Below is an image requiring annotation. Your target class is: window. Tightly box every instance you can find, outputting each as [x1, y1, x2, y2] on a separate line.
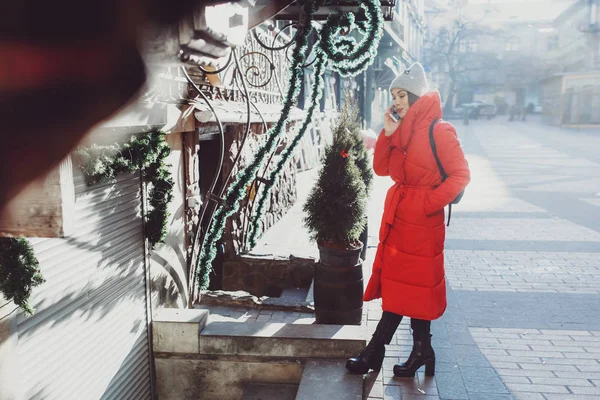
[459, 38, 478, 53]
[505, 37, 520, 52]
[467, 38, 478, 53]
[547, 36, 559, 51]
[440, 30, 449, 42]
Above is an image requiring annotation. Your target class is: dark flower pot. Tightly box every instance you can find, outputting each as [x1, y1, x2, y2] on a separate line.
[314, 242, 364, 325]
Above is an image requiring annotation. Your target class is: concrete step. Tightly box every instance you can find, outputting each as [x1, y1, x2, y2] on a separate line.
[241, 383, 298, 400]
[153, 308, 209, 353]
[295, 360, 363, 400]
[280, 287, 310, 303]
[199, 321, 366, 359]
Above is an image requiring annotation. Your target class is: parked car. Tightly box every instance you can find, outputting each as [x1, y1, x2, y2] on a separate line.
[478, 103, 497, 119]
[462, 102, 497, 119]
[443, 106, 465, 120]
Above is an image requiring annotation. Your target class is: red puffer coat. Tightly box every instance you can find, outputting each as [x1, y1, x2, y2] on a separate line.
[363, 91, 470, 321]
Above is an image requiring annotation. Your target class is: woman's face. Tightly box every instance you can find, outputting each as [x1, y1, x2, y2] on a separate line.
[391, 88, 410, 119]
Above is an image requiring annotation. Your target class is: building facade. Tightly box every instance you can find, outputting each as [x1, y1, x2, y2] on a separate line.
[539, 0, 600, 126]
[361, 0, 427, 132]
[0, 3, 324, 398]
[422, 0, 586, 113]
[542, 0, 600, 75]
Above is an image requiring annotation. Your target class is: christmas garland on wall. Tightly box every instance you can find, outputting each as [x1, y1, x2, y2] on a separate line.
[0, 131, 173, 316]
[194, 0, 319, 289]
[194, 0, 383, 290]
[0, 238, 45, 315]
[74, 130, 174, 247]
[246, 0, 384, 249]
[320, 0, 384, 77]
[246, 52, 327, 248]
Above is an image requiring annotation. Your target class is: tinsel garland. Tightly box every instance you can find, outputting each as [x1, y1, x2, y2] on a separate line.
[246, 52, 327, 248]
[195, 0, 384, 289]
[75, 131, 174, 248]
[320, 0, 384, 77]
[0, 238, 45, 315]
[245, 0, 384, 248]
[194, 0, 318, 289]
[0, 132, 172, 316]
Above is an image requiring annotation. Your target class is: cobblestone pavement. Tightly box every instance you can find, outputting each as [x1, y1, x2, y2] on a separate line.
[211, 117, 600, 400]
[360, 118, 600, 400]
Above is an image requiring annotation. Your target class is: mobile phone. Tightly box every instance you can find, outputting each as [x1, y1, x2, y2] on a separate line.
[389, 108, 400, 122]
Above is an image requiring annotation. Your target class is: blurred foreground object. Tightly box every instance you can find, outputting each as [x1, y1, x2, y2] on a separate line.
[0, 0, 246, 221]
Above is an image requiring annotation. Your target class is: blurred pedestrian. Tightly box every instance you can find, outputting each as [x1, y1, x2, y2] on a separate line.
[509, 104, 516, 121]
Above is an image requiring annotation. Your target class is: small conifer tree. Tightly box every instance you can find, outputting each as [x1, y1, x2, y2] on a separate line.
[303, 112, 367, 249]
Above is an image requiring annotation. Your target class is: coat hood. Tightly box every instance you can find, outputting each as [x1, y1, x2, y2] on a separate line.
[393, 91, 443, 150]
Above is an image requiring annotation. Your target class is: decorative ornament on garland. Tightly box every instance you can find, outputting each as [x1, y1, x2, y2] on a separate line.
[0, 238, 45, 315]
[74, 130, 174, 248]
[194, 0, 384, 290]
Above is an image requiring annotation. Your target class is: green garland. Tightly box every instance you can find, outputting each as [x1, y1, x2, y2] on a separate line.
[195, 0, 384, 289]
[245, 0, 383, 249]
[75, 131, 174, 248]
[246, 52, 327, 248]
[0, 131, 172, 316]
[194, 1, 318, 290]
[0, 238, 45, 315]
[320, 0, 384, 77]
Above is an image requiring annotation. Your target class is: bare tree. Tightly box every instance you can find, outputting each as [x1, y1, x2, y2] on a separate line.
[424, 0, 499, 111]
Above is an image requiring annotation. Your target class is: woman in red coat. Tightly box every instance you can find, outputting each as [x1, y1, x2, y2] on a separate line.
[346, 63, 470, 377]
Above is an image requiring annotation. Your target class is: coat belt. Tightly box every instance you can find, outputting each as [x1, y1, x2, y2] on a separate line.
[380, 182, 432, 242]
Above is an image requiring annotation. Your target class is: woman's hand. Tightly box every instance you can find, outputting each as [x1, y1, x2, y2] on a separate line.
[383, 106, 400, 137]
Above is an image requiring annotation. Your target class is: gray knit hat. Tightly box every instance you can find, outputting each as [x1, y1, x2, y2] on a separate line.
[389, 62, 429, 97]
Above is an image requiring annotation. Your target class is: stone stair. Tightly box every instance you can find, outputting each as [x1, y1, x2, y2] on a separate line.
[295, 360, 363, 400]
[199, 320, 365, 359]
[153, 308, 367, 400]
[240, 360, 363, 400]
[241, 383, 299, 400]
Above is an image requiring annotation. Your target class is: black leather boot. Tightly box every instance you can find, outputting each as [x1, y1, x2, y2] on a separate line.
[346, 311, 402, 374]
[393, 319, 435, 378]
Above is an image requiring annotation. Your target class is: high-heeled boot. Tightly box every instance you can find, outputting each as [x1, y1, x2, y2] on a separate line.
[393, 319, 435, 378]
[346, 311, 402, 374]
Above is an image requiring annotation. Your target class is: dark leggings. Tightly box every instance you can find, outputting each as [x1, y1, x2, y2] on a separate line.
[410, 317, 431, 340]
[374, 311, 431, 345]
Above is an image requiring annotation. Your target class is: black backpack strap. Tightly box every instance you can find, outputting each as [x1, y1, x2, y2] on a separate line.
[429, 119, 452, 227]
[428, 119, 447, 182]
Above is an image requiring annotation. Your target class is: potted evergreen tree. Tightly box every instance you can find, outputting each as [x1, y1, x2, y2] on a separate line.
[303, 110, 368, 325]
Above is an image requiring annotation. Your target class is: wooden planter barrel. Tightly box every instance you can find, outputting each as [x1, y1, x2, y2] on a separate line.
[314, 243, 364, 325]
